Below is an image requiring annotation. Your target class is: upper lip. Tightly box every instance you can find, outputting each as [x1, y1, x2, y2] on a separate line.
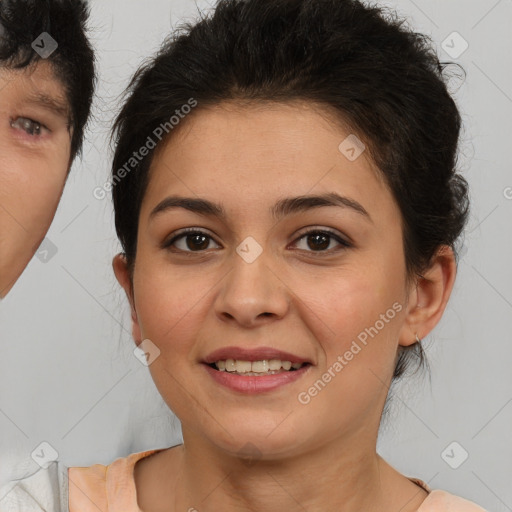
[203, 346, 312, 365]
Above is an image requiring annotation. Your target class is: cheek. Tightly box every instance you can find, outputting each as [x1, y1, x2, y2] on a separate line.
[303, 259, 404, 340]
[132, 263, 211, 418]
[294, 271, 404, 427]
[302, 261, 406, 408]
[0, 152, 68, 294]
[0, 153, 68, 231]
[132, 257, 212, 354]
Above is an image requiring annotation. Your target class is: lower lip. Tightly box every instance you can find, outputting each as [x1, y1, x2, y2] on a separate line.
[203, 364, 311, 394]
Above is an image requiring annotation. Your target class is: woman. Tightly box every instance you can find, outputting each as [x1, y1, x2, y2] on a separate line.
[2, 0, 489, 510]
[72, 0, 488, 509]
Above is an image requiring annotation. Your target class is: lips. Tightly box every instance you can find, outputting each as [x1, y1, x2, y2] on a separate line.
[203, 346, 312, 365]
[203, 361, 312, 393]
[201, 346, 313, 393]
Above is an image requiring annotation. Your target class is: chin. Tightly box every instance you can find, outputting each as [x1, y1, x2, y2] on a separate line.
[196, 417, 312, 462]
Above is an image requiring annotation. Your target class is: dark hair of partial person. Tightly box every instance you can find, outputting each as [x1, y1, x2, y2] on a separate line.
[0, 0, 96, 163]
[109, 0, 469, 385]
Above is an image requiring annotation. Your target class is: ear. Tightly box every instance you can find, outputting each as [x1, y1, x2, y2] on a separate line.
[113, 253, 142, 344]
[398, 245, 457, 347]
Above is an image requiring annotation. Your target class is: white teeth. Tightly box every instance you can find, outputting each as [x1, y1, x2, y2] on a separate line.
[251, 360, 268, 372]
[213, 359, 304, 373]
[235, 360, 252, 373]
[268, 359, 282, 371]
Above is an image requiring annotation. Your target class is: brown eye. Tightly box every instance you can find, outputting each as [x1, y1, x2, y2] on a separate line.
[164, 229, 220, 253]
[292, 229, 351, 254]
[163, 227, 351, 256]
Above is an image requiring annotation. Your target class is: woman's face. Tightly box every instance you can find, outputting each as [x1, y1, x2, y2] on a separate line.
[117, 102, 424, 459]
[0, 61, 71, 297]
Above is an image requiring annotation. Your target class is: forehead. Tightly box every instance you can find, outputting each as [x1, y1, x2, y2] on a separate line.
[0, 59, 70, 119]
[145, 101, 388, 210]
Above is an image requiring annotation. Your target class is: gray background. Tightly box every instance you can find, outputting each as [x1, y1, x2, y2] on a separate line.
[1, 0, 511, 510]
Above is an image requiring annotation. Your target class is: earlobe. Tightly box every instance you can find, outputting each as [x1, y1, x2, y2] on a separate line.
[398, 245, 457, 347]
[112, 253, 143, 343]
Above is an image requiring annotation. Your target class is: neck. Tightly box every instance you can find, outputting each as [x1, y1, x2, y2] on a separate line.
[170, 428, 405, 512]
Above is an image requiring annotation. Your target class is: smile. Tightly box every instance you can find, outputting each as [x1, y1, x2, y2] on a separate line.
[203, 360, 312, 393]
[209, 359, 307, 376]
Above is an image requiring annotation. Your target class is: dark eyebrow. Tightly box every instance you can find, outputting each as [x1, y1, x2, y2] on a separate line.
[24, 91, 70, 120]
[149, 192, 372, 223]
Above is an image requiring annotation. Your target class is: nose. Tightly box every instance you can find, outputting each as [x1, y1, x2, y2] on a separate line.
[213, 248, 290, 328]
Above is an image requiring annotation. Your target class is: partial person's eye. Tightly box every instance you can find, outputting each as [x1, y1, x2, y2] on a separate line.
[10, 117, 49, 136]
[163, 227, 351, 255]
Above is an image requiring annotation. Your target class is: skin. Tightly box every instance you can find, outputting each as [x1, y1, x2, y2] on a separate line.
[0, 60, 72, 298]
[113, 101, 456, 512]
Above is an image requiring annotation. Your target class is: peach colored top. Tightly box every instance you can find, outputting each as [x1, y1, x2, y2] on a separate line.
[68, 448, 489, 512]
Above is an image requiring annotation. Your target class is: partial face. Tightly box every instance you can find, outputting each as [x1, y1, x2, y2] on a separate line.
[0, 60, 71, 297]
[120, 102, 417, 459]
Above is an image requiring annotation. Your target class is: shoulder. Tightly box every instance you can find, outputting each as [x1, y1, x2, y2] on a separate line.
[0, 461, 69, 512]
[68, 449, 164, 512]
[418, 489, 489, 512]
[409, 478, 488, 512]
